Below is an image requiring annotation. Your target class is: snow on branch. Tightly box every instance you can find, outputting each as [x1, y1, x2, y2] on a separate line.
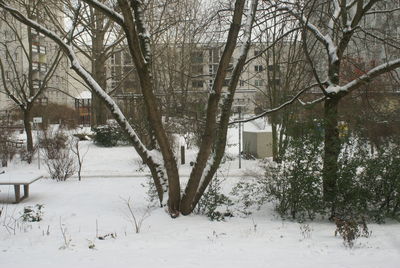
[298, 95, 326, 106]
[81, 0, 124, 26]
[239, 0, 258, 57]
[193, 0, 259, 198]
[229, 82, 322, 125]
[329, 0, 341, 30]
[342, 58, 400, 93]
[130, 0, 152, 64]
[275, 4, 338, 63]
[0, 1, 160, 167]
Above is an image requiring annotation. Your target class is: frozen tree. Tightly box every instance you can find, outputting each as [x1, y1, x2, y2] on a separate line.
[0, 0, 259, 217]
[244, 0, 400, 216]
[0, 2, 63, 160]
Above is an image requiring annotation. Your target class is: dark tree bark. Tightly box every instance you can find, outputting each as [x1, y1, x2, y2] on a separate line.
[23, 108, 34, 157]
[322, 96, 340, 207]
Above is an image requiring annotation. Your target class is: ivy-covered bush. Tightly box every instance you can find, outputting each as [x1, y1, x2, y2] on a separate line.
[195, 175, 233, 221]
[233, 123, 324, 221]
[233, 126, 400, 222]
[335, 137, 400, 222]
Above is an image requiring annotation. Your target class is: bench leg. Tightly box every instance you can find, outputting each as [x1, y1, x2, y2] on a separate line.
[14, 185, 21, 203]
[23, 185, 29, 198]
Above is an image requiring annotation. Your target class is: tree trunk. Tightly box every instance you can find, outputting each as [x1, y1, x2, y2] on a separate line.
[23, 109, 34, 162]
[271, 116, 279, 162]
[91, 7, 108, 127]
[322, 96, 341, 214]
[137, 66, 181, 217]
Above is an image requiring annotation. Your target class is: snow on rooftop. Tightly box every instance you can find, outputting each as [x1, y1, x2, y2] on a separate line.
[75, 90, 92, 99]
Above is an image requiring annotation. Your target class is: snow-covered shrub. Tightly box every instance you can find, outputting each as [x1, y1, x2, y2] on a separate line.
[141, 176, 160, 206]
[92, 122, 129, 147]
[336, 136, 400, 222]
[233, 123, 400, 223]
[19, 145, 36, 163]
[233, 125, 324, 221]
[21, 204, 44, 222]
[0, 142, 14, 167]
[41, 129, 76, 181]
[195, 175, 233, 221]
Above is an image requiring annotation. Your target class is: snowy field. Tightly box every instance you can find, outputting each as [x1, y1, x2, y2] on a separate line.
[1, 122, 400, 268]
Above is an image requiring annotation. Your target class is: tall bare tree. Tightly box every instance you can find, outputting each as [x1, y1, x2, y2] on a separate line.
[49, 0, 124, 126]
[268, 0, 400, 215]
[0, 3, 63, 159]
[0, 0, 259, 217]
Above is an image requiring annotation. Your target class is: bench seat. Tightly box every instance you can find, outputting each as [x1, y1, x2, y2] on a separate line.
[0, 171, 43, 203]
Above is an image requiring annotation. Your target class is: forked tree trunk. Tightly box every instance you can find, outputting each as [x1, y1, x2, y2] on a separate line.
[0, 0, 256, 218]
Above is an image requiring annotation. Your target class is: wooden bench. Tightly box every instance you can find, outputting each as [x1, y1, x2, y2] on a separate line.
[0, 171, 43, 203]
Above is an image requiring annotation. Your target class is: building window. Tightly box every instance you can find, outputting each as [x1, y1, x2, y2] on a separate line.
[32, 62, 39, 71]
[192, 80, 204, 88]
[254, 50, 262, 57]
[191, 65, 203, 75]
[209, 48, 220, 64]
[255, 80, 263, 87]
[223, 79, 230, 87]
[32, 45, 39, 53]
[111, 54, 115, 65]
[255, 65, 263, 72]
[39, 46, 46, 54]
[239, 80, 245, 87]
[268, 64, 280, 72]
[40, 63, 47, 72]
[123, 52, 132, 65]
[190, 51, 203, 64]
[32, 80, 41, 89]
[269, 79, 281, 86]
[209, 64, 218, 76]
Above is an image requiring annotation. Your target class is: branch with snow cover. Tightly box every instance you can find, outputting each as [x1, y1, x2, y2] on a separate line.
[0, 0, 168, 202]
[275, 3, 338, 64]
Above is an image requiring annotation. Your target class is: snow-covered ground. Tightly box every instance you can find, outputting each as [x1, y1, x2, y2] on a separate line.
[1, 121, 399, 268]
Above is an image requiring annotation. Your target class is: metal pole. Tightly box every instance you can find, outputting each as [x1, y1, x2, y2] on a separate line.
[238, 107, 241, 169]
[37, 123, 40, 170]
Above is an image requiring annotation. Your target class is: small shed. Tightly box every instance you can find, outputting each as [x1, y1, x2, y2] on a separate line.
[243, 130, 273, 158]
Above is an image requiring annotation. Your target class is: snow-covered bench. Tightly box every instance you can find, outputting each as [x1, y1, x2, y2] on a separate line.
[0, 171, 43, 203]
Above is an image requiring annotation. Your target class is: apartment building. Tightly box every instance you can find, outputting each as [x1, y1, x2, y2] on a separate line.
[106, 43, 275, 116]
[0, 1, 72, 117]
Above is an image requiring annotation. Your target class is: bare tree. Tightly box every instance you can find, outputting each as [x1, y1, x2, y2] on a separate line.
[49, 0, 125, 126]
[0, 3, 63, 160]
[0, 0, 259, 217]
[262, 0, 400, 215]
[251, 13, 311, 162]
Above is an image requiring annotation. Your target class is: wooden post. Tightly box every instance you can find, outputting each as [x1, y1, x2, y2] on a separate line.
[14, 185, 20, 203]
[23, 185, 30, 198]
[181, 145, 185, 165]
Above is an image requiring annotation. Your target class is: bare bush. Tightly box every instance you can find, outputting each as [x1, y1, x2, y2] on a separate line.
[70, 138, 89, 181]
[41, 129, 76, 181]
[125, 198, 151, 234]
[333, 216, 371, 248]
